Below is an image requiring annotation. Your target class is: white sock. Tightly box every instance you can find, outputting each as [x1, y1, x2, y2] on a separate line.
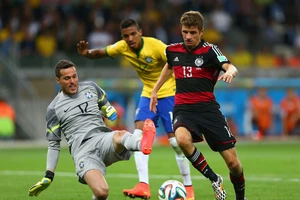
[169, 137, 192, 186]
[133, 128, 149, 184]
[176, 154, 192, 186]
[134, 151, 149, 184]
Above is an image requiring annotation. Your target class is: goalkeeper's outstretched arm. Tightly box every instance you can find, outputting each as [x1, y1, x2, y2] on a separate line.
[28, 141, 60, 197]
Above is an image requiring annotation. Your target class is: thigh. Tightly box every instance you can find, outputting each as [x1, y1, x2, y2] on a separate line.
[200, 110, 236, 152]
[84, 169, 108, 194]
[73, 137, 107, 183]
[173, 112, 204, 143]
[73, 132, 131, 183]
[135, 96, 159, 124]
[157, 96, 174, 133]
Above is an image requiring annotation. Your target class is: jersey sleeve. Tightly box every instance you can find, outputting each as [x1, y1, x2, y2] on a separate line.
[165, 46, 173, 68]
[155, 39, 167, 62]
[87, 81, 111, 110]
[46, 105, 62, 141]
[105, 40, 126, 58]
[210, 44, 231, 70]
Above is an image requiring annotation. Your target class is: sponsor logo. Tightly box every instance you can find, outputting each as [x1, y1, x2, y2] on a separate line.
[174, 57, 179, 61]
[64, 107, 71, 112]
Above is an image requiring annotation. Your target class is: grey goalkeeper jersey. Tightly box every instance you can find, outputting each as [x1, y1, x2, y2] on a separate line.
[46, 81, 111, 147]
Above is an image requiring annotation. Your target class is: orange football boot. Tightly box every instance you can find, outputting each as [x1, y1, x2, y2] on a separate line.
[123, 182, 151, 199]
[185, 185, 195, 200]
[140, 118, 156, 155]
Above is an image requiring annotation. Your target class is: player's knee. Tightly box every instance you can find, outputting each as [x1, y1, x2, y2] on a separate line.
[113, 130, 127, 144]
[169, 137, 183, 155]
[226, 158, 242, 173]
[93, 186, 109, 200]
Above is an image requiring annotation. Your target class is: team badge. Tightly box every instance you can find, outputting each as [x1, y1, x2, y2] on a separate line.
[145, 57, 152, 63]
[79, 161, 84, 169]
[195, 57, 204, 67]
[85, 90, 93, 99]
[217, 55, 228, 62]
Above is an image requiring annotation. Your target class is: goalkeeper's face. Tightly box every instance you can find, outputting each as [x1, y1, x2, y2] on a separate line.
[56, 67, 78, 95]
[121, 25, 143, 51]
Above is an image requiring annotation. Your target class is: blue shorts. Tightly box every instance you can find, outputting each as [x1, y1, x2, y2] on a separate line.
[135, 96, 174, 133]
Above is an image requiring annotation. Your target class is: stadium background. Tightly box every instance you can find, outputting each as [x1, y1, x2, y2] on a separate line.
[1, 0, 300, 140]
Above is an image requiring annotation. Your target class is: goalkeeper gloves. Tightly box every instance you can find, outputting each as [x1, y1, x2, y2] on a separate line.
[28, 170, 54, 197]
[102, 105, 117, 121]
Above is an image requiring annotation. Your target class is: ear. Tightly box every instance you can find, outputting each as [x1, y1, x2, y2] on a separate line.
[139, 29, 143, 35]
[200, 28, 204, 37]
[56, 77, 60, 84]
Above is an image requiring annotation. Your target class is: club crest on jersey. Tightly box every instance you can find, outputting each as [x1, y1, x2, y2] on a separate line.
[85, 91, 93, 99]
[145, 57, 152, 63]
[79, 161, 84, 169]
[195, 57, 204, 67]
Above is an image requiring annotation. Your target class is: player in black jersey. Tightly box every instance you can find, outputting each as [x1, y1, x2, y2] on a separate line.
[150, 11, 246, 200]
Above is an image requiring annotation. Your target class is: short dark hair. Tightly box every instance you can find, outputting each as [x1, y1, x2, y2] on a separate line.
[180, 11, 204, 31]
[55, 60, 75, 78]
[120, 18, 140, 30]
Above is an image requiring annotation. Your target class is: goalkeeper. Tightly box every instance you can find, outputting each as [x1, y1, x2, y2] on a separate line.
[28, 60, 156, 200]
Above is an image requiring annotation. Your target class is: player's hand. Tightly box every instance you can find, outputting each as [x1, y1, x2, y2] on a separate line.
[102, 105, 117, 121]
[28, 170, 54, 197]
[77, 40, 89, 56]
[218, 72, 234, 83]
[150, 92, 158, 113]
[28, 177, 52, 197]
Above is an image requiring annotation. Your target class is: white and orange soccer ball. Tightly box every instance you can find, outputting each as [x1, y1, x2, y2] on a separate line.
[158, 180, 187, 200]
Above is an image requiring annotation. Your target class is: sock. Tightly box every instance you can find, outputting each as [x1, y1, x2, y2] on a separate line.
[230, 171, 245, 200]
[186, 147, 218, 182]
[134, 151, 149, 184]
[120, 132, 141, 151]
[176, 154, 192, 185]
[133, 129, 149, 184]
[169, 137, 192, 186]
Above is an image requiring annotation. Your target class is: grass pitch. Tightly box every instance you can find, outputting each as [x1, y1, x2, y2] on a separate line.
[1, 140, 299, 200]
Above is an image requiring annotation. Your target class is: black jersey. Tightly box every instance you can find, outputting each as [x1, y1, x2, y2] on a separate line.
[166, 39, 231, 112]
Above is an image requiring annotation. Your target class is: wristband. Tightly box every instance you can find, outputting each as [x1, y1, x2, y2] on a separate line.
[45, 170, 55, 181]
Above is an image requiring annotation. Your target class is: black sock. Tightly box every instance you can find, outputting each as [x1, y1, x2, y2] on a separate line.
[230, 171, 245, 200]
[186, 147, 218, 182]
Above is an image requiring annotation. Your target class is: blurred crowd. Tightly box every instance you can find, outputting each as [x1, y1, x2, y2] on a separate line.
[247, 87, 300, 140]
[0, 0, 300, 68]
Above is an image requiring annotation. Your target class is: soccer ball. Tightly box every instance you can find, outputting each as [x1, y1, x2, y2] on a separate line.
[158, 180, 187, 200]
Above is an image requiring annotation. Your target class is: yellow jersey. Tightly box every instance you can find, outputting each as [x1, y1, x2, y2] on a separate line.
[105, 37, 175, 98]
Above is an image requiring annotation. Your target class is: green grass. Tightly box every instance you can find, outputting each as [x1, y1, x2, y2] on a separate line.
[1, 141, 300, 200]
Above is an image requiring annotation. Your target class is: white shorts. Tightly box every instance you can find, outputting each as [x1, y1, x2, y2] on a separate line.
[72, 131, 132, 184]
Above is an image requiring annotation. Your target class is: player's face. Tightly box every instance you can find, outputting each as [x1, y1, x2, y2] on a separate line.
[181, 25, 203, 51]
[56, 67, 78, 95]
[121, 25, 143, 51]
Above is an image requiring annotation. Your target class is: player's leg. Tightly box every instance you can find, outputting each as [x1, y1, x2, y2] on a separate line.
[220, 148, 245, 200]
[205, 109, 245, 200]
[85, 169, 109, 200]
[173, 113, 227, 200]
[158, 97, 194, 200]
[123, 97, 156, 199]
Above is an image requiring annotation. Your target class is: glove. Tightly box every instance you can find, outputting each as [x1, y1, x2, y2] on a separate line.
[28, 170, 54, 197]
[102, 105, 117, 121]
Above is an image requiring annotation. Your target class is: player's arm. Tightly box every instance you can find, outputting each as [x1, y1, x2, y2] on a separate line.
[89, 81, 117, 121]
[77, 40, 107, 59]
[218, 63, 238, 83]
[150, 63, 173, 113]
[28, 140, 60, 197]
